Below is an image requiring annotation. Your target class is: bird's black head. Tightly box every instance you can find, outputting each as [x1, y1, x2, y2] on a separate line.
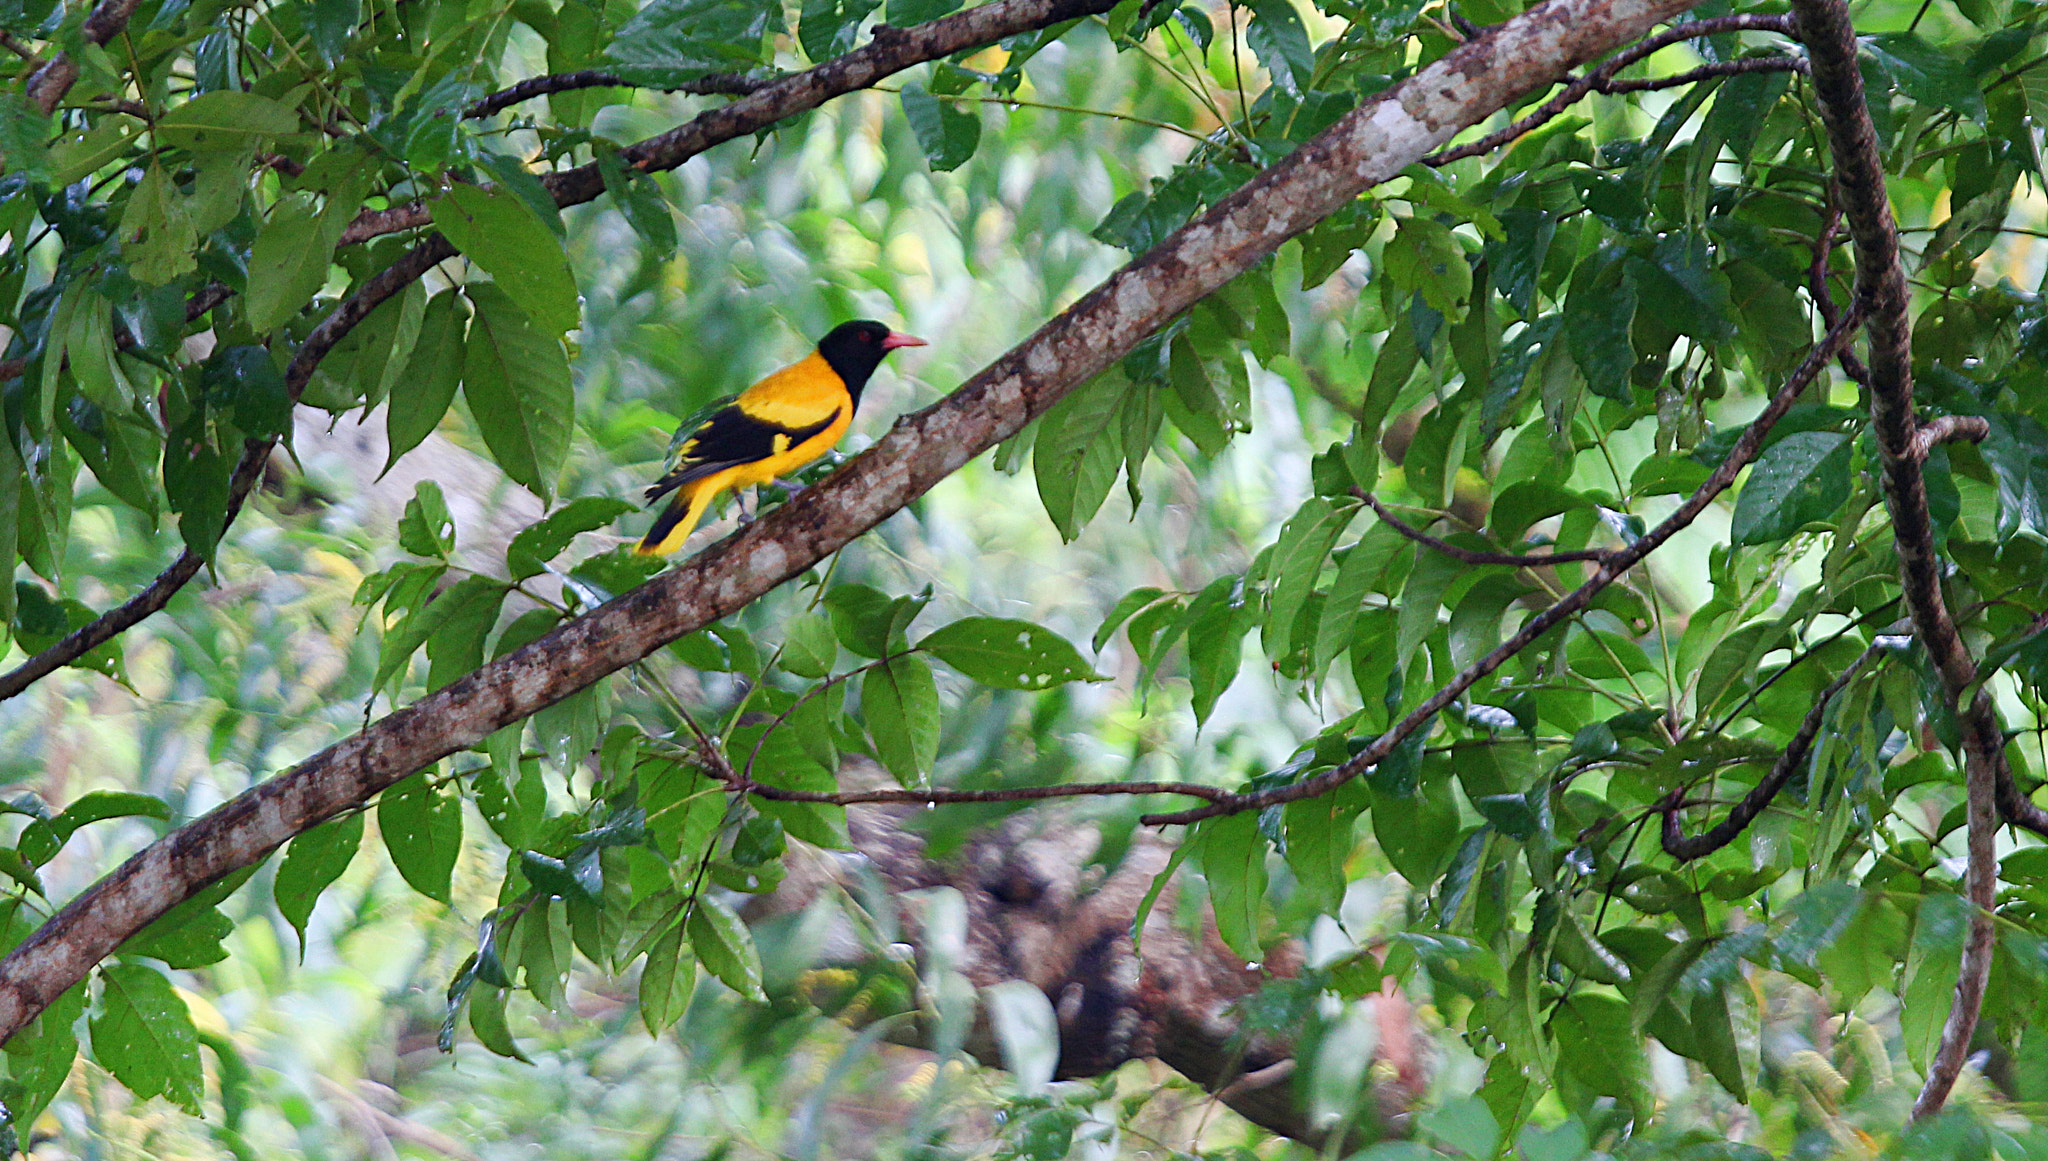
[816, 319, 926, 402]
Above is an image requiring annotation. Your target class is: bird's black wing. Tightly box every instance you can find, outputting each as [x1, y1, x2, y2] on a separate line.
[644, 402, 839, 503]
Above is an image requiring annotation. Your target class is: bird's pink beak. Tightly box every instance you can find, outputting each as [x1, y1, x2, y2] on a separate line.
[882, 331, 928, 350]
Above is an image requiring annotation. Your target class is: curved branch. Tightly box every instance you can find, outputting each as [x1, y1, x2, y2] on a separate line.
[337, 0, 1125, 247]
[1144, 305, 1862, 827]
[1910, 414, 1990, 460]
[1915, 694, 2003, 1117]
[1661, 642, 1880, 860]
[742, 778, 1232, 806]
[1808, 200, 1873, 386]
[1426, 12, 1797, 165]
[0, 0, 1711, 1046]
[0, 283, 237, 703]
[1788, 0, 2000, 1119]
[1357, 490, 1613, 567]
[1595, 55, 1806, 94]
[464, 69, 775, 120]
[0, 553, 202, 700]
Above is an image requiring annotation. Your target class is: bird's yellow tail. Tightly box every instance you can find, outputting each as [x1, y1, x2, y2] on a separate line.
[636, 480, 719, 555]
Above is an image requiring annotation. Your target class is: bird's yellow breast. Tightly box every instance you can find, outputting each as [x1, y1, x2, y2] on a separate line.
[726, 351, 854, 486]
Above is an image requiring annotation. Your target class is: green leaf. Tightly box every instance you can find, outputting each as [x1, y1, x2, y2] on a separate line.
[117, 164, 198, 286]
[91, 964, 203, 1114]
[466, 984, 530, 1062]
[0, 94, 53, 183]
[398, 480, 455, 558]
[1183, 573, 1252, 725]
[799, 0, 879, 61]
[1244, 0, 1313, 95]
[983, 980, 1059, 1095]
[376, 574, 508, 692]
[379, 771, 460, 904]
[864, 654, 940, 784]
[1903, 892, 1973, 1071]
[383, 289, 469, 473]
[900, 82, 981, 172]
[315, 279, 427, 412]
[1419, 1096, 1501, 1159]
[638, 919, 695, 1033]
[917, 617, 1103, 689]
[604, 0, 773, 85]
[462, 282, 574, 502]
[1632, 233, 1734, 346]
[1033, 371, 1129, 540]
[1194, 811, 1266, 959]
[1313, 522, 1404, 676]
[1689, 987, 1748, 1101]
[7, 982, 84, 1125]
[1981, 413, 2048, 540]
[1284, 791, 1362, 915]
[1868, 32, 1986, 123]
[202, 345, 292, 439]
[1384, 216, 1471, 314]
[1262, 497, 1354, 663]
[507, 497, 636, 579]
[888, 0, 960, 25]
[1555, 992, 1649, 1113]
[245, 194, 337, 332]
[42, 791, 168, 854]
[826, 583, 930, 658]
[1395, 546, 1459, 671]
[431, 184, 581, 337]
[124, 905, 232, 968]
[1706, 68, 1791, 162]
[1448, 575, 1528, 671]
[1096, 587, 1168, 653]
[1729, 430, 1851, 547]
[424, 578, 508, 691]
[595, 148, 678, 258]
[273, 813, 363, 957]
[779, 611, 838, 678]
[1564, 246, 1637, 402]
[688, 895, 764, 1000]
[155, 91, 301, 152]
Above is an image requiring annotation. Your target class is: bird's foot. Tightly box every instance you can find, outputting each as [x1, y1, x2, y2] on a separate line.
[769, 478, 808, 499]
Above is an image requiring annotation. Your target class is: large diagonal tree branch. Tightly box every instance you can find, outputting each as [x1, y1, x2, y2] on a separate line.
[0, 0, 1706, 1045]
[1786, 0, 2006, 1120]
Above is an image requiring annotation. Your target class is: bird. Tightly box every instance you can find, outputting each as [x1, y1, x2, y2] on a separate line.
[636, 319, 927, 555]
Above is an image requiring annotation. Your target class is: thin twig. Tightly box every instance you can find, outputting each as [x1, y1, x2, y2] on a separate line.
[1662, 642, 1881, 859]
[340, 0, 1129, 246]
[1808, 198, 1873, 386]
[1358, 490, 1613, 567]
[1145, 306, 1863, 827]
[1595, 55, 1807, 94]
[1909, 414, 1990, 460]
[0, 29, 38, 61]
[1427, 14, 1799, 165]
[463, 69, 774, 120]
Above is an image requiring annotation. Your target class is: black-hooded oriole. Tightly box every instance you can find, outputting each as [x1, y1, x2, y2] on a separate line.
[636, 319, 927, 555]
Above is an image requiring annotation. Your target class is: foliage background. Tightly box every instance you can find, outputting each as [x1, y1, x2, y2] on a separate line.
[3, 0, 2048, 1152]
